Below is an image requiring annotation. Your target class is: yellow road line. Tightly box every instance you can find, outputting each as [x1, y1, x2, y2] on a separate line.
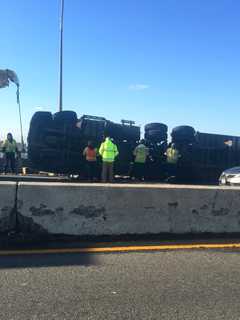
[1, 243, 240, 255]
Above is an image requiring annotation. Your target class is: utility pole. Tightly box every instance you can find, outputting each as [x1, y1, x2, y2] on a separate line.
[58, 0, 64, 112]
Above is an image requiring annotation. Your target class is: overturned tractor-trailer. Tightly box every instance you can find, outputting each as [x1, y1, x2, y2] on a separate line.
[27, 111, 140, 176]
[27, 110, 240, 183]
[27, 110, 168, 178]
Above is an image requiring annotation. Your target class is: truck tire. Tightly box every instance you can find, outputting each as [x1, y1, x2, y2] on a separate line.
[171, 126, 196, 143]
[28, 145, 41, 164]
[145, 130, 168, 142]
[145, 123, 168, 133]
[29, 111, 53, 127]
[43, 130, 65, 149]
[29, 147, 65, 172]
[28, 112, 53, 145]
[172, 125, 195, 136]
[53, 111, 78, 127]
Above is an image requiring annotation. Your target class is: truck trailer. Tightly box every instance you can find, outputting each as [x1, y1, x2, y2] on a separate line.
[27, 110, 240, 184]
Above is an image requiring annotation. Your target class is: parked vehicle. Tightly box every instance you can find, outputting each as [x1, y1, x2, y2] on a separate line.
[219, 167, 240, 186]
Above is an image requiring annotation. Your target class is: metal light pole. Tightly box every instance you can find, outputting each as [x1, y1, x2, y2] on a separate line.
[16, 86, 25, 150]
[58, 0, 64, 112]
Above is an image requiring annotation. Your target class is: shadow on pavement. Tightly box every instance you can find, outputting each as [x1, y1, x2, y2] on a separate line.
[211, 248, 240, 254]
[0, 253, 99, 269]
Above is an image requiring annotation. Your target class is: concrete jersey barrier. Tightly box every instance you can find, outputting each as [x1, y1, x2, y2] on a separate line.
[17, 182, 240, 236]
[0, 182, 16, 232]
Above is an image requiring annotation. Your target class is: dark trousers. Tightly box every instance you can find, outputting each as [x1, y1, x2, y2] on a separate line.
[101, 162, 114, 182]
[5, 152, 16, 174]
[133, 162, 145, 180]
[86, 161, 97, 180]
[166, 163, 177, 179]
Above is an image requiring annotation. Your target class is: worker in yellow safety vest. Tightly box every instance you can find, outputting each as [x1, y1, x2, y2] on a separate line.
[165, 143, 181, 181]
[99, 137, 119, 182]
[133, 140, 149, 181]
[2, 133, 19, 174]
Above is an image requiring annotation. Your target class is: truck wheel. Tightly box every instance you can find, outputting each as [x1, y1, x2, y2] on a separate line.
[145, 130, 168, 142]
[171, 126, 196, 143]
[28, 112, 53, 145]
[53, 111, 78, 127]
[145, 123, 168, 132]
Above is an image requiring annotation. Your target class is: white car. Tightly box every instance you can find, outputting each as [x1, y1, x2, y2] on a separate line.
[219, 167, 240, 186]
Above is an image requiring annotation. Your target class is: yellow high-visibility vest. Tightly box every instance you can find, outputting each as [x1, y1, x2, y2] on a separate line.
[133, 144, 149, 163]
[2, 139, 17, 153]
[166, 147, 180, 164]
[99, 138, 119, 162]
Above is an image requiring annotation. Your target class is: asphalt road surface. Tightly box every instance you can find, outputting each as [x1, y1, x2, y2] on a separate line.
[1, 248, 240, 320]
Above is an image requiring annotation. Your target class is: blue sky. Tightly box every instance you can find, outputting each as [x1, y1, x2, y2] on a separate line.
[1, 0, 240, 141]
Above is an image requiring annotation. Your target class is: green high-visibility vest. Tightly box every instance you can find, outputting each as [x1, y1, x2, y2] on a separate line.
[99, 138, 119, 162]
[133, 144, 149, 163]
[2, 139, 17, 153]
[166, 147, 180, 164]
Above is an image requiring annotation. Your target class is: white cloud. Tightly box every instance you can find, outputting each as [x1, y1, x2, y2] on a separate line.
[35, 106, 44, 111]
[128, 84, 150, 91]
